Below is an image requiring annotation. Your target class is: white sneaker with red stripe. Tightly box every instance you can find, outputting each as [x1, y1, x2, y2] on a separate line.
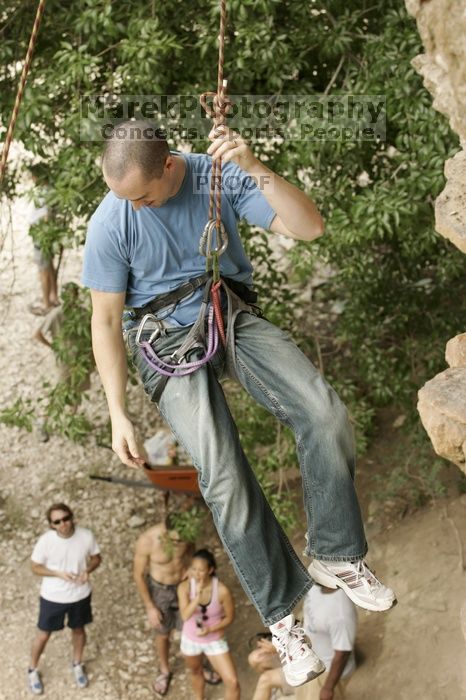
[270, 614, 325, 687]
[308, 559, 396, 612]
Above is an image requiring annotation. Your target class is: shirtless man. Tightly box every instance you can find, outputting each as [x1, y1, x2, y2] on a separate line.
[134, 515, 218, 695]
[134, 514, 191, 694]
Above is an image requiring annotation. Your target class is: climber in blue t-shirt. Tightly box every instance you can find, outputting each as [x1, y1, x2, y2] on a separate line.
[82, 119, 395, 691]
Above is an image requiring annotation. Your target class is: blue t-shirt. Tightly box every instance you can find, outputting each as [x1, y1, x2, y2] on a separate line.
[81, 152, 276, 326]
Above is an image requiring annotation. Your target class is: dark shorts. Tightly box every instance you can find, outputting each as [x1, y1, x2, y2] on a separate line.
[33, 244, 52, 270]
[38, 594, 93, 632]
[147, 576, 181, 636]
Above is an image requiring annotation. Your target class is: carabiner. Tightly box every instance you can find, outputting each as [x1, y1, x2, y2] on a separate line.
[199, 219, 228, 258]
[135, 314, 163, 347]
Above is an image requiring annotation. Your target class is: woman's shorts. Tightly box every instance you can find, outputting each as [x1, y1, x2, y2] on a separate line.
[180, 632, 229, 657]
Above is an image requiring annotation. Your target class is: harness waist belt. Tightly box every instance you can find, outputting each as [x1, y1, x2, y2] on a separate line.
[132, 273, 258, 320]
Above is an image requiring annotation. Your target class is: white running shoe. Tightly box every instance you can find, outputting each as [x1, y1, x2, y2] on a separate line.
[308, 559, 396, 612]
[27, 669, 43, 695]
[270, 614, 325, 687]
[72, 662, 89, 689]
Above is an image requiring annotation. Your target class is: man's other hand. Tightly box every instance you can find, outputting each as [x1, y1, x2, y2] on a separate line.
[112, 416, 146, 469]
[147, 606, 163, 629]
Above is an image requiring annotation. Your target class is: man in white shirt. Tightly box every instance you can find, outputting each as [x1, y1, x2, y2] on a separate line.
[28, 503, 101, 695]
[294, 584, 358, 700]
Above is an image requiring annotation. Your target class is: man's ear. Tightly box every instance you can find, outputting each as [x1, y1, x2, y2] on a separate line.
[164, 155, 176, 174]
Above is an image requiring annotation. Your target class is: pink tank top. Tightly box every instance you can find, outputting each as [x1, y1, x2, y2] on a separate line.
[182, 576, 224, 642]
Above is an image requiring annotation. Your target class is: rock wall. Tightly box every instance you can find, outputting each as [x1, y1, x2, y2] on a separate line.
[406, 0, 466, 474]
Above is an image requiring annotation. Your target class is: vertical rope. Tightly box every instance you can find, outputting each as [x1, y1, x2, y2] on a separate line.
[214, 0, 227, 237]
[199, 0, 228, 346]
[0, 0, 47, 186]
[200, 0, 228, 273]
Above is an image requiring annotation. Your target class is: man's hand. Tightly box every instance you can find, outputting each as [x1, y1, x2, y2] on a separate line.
[76, 571, 89, 585]
[59, 571, 78, 583]
[207, 125, 258, 173]
[320, 687, 334, 700]
[146, 606, 163, 629]
[112, 415, 147, 469]
[257, 638, 276, 655]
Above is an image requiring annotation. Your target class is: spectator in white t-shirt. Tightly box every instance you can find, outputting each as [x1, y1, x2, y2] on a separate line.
[293, 584, 358, 700]
[27, 503, 101, 696]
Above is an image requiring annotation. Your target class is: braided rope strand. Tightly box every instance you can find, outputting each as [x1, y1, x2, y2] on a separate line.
[200, 0, 228, 271]
[198, 0, 228, 345]
[0, 0, 47, 186]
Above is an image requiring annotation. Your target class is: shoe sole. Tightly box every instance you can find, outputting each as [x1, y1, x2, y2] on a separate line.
[308, 561, 397, 612]
[284, 659, 326, 687]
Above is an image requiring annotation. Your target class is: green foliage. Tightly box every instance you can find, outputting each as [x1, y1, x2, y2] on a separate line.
[0, 398, 34, 432]
[0, 284, 96, 442]
[41, 284, 95, 441]
[166, 505, 207, 547]
[372, 422, 449, 514]
[243, 230, 298, 331]
[287, 5, 464, 415]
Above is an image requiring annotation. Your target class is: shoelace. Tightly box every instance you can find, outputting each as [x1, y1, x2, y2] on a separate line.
[357, 560, 382, 588]
[274, 623, 308, 661]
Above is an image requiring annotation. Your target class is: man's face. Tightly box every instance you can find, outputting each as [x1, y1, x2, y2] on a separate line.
[103, 160, 174, 210]
[49, 510, 74, 538]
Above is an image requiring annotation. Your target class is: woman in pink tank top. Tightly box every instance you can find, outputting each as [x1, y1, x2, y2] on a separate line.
[178, 549, 240, 699]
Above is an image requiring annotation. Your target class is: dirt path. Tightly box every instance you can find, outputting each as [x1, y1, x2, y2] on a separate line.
[1, 195, 465, 699]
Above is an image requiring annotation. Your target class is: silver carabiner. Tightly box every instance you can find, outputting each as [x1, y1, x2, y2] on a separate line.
[135, 314, 163, 347]
[199, 219, 228, 258]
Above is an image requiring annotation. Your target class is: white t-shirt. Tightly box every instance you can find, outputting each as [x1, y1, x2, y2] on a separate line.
[31, 526, 100, 603]
[303, 585, 357, 679]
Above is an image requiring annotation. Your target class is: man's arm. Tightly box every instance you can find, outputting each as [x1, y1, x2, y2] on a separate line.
[207, 127, 324, 242]
[31, 561, 77, 582]
[319, 650, 350, 700]
[177, 579, 206, 622]
[76, 553, 102, 584]
[248, 160, 324, 242]
[133, 536, 163, 629]
[90, 289, 145, 468]
[87, 553, 102, 573]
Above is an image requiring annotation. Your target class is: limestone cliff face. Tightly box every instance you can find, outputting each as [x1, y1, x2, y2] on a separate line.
[406, 0, 466, 473]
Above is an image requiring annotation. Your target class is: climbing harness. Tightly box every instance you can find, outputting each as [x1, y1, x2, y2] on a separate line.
[137, 278, 220, 378]
[134, 277, 257, 403]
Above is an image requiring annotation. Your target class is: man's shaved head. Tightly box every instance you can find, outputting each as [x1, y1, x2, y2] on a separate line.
[102, 120, 170, 182]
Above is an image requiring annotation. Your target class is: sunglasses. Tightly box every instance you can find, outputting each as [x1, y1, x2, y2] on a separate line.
[51, 514, 72, 526]
[195, 604, 208, 628]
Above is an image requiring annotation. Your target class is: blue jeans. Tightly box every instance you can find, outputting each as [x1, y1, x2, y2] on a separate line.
[127, 311, 367, 625]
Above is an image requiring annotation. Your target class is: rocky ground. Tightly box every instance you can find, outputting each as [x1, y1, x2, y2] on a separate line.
[0, 194, 465, 699]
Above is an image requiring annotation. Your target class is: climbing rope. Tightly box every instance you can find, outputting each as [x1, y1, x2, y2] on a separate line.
[139, 306, 219, 377]
[0, 0, 47, 186]
[199, 0, 229, 345]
